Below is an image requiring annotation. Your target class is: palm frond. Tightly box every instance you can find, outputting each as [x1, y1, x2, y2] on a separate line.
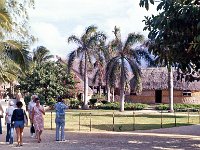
[126, 57, 142, 93]
[92, 70, 100, 85]
[3, 41, 31, 70]
[124, 33, 144, 50]
[0, 8, 12, 32]
[68, 35, 82, 45]
[67, 51, 76, 73]
[85, 25, 97, 35]
[106, 56, 120, 87]
[79, 59, 83, 76]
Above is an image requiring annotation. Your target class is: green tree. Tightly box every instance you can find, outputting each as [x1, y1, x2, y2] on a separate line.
[139, 0, 200, 112]
[106, 27, 145, 112]
[140, 0, 200, 74]
[19, 61, 75, 105]
[32, 46, 54, 65]
[67, 25, 106, 109]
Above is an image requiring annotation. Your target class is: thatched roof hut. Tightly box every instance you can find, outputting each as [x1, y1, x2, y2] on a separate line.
[130, 67, 200, 91]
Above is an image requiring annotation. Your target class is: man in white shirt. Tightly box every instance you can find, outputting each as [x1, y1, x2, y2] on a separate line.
[28, 95, 37, 137]
[5, 101, 15, 144]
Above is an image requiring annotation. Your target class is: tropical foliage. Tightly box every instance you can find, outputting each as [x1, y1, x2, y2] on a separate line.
[106, 26, 147, 111]
[140, 0, 200, 78]
[19, 60, 76, 105]
[67, 25, 106, 109]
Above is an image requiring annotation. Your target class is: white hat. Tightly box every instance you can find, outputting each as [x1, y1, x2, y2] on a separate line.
[9, 101, 14, 106]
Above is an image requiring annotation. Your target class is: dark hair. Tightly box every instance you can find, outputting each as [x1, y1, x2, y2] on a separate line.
[57, 96, 63, 102]
[16, 101, 23, 108]
[35, 97, 39, 102]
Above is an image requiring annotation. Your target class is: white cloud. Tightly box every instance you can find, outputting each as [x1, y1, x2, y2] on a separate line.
[29, 0, 158, 58]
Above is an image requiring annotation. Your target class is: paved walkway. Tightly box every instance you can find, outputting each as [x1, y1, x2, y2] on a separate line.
[0, 124, 200, 150]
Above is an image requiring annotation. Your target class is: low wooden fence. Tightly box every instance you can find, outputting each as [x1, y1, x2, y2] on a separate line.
[43, 109, 200, 132]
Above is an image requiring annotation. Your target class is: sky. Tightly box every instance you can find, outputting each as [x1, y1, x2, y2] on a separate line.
[29, 0, 158, 59]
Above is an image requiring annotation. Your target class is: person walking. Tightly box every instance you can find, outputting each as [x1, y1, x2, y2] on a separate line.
[11, 101, 27, 147]
[5, 101, 15, 144]
[32, 97, 45, 143]
[0, 102, 4, 135]
[28, 95, 37, 137]
[54, 96, 68, 141]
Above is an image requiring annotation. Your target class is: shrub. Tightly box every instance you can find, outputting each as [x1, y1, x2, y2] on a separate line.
[155, 104, 169, 110]
[98, 102, 148, 110]
[155, 103, 200, 112]
[70, 98, 82, 109]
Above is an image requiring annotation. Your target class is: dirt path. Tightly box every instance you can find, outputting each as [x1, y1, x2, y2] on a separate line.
[0, 124, 200, 150]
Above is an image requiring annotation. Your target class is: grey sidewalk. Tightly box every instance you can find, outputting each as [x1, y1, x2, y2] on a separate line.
[0, 124, 200, 150]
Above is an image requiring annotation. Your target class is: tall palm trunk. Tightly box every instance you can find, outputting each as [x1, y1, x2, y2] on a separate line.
[99, 85, 101, 98]
[112, 88, 115, 102]
[107, 84, 111, 102]
[83, 54, 89, 109]
[120, 59, 125, 112]
[168, 66, 174, 112]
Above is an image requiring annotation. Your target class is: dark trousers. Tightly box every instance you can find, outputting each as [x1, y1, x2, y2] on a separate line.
[6, 123, 14, 144]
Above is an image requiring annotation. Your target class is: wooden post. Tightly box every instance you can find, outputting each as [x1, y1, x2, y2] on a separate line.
[133, 111, 135, 131]
[90, 113, 92, 132]
[187, 109, 190, 124]
[79, 113, 81, 131]
[174, 110, 176, 127]
[51, 111, 52, 130]
[198, 109, 200, 124]
[161, 110, 163, 128]
[112, 112, 115, 131]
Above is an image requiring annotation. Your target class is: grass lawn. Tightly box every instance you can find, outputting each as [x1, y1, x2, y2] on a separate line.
[43, 109, 200, 132]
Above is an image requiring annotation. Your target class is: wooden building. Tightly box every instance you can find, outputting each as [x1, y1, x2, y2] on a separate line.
[127, 67, 200, 104]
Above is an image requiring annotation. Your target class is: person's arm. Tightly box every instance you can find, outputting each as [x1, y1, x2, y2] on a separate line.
[11, 110, 15, 124]
[39, 106, 45, 115]
[32, 107, 35, 123]
[0, 104, 4, 113]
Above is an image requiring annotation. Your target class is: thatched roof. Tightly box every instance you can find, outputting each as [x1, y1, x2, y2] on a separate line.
[130, 67, 200, 91]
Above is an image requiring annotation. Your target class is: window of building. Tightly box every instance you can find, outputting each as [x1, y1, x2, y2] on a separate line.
[182, 90, 191, 96]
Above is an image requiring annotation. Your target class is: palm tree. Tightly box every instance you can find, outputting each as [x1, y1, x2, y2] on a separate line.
[106, 26, 145, 112]
[68, 25, 106, 109]
[32, 46, 54, 65]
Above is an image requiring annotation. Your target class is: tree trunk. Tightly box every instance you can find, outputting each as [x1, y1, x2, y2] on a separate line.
[83, 55, 89, 109]
[99, 85, 101, 98]
[168, 66, 174, 112]
[112, 88, 115, 102]
[120, 60, 125, 112]
[107, 85, 111, 102]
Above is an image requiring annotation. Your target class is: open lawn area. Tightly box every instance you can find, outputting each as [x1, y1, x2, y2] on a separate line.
[44, 109, 200, 132]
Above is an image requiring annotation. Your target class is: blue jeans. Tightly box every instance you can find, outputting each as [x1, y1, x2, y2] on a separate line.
[6, 123, 14, 144]
[55, 118, 65, 141]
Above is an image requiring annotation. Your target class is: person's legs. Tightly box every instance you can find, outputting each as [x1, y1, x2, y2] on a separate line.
[56, 121, 61, 141]
[19, 128, 24, 146]
[10, 126, 14, 144]
[38, 130, 42, 142]
[6, 123, 11, 142]
[60, 121, 65, 141]
[15, 127, 20, 146]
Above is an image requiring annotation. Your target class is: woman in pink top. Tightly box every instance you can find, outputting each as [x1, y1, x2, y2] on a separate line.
[32, 98, 45, 143]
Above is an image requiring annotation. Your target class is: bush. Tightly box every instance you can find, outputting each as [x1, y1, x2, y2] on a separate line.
[125, 103, 148, 110]
[155, 103, 200, 112]
[70, 98, 82, 109]
[98, 102, 120, 110]
[97, 102, 148, 110]
[155, 104, 169, 110]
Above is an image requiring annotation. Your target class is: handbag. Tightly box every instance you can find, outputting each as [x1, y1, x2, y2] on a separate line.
[23, 110, 28, 126]
[31, 124, 35, 133]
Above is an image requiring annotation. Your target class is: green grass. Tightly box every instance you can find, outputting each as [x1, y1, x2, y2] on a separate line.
[43, 109, 200, 132]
